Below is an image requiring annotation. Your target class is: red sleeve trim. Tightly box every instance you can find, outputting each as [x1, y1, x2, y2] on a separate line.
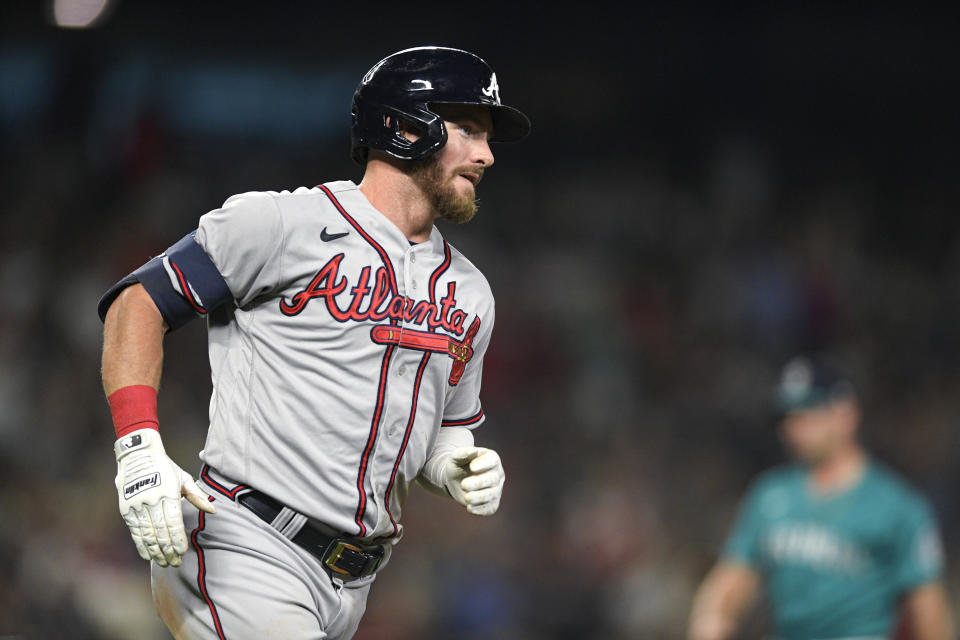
[441, 408, 484, 427]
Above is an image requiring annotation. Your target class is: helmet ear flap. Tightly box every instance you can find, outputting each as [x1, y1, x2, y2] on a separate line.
[358, 101, 448, 162]
[385, 111, 421, 150]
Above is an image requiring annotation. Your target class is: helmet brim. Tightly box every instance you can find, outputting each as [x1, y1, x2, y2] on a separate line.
[490, 104, 532, 142]
[430, 102, 531, 143]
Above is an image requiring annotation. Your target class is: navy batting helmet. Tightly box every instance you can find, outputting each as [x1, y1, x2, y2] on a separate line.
[350, 46, 531, 165]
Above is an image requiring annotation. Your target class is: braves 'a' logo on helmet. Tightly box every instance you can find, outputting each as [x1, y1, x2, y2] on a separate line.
[481, 73, 500, 104]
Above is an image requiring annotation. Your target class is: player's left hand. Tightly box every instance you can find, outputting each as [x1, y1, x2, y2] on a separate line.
[445, 447, 505, 516]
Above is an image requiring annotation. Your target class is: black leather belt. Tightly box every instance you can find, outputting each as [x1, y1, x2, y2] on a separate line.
[237, 490, 384, 579]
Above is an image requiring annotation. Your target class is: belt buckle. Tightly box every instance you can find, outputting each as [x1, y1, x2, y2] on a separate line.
[324, 539, 380, 578]
[324, 539, 359, 576]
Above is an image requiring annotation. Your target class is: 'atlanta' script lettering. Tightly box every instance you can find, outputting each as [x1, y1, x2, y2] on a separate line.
[279, 254, 468, 335]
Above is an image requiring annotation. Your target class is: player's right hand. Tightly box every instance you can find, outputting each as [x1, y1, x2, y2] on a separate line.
[114, 428, 215, 567]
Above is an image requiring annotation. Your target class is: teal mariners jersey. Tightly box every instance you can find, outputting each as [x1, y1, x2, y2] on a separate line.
[723, 460, 944, 639]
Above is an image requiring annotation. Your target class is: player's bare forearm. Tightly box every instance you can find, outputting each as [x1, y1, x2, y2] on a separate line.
[902, 582, 954, 640]
[101, 283, 167, 395]
[688, 561, 760, 640]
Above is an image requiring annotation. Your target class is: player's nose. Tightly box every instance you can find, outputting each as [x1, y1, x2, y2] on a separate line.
[473, 138, 494, 168]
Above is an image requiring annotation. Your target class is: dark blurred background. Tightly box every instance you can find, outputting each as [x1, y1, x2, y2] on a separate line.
[1, 1, 958, 638]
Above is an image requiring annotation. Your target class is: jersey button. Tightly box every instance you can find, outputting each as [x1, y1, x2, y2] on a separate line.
[398, 365, 407, 376]
[410, 253, 417, 263]
[411, 280, 418, 292]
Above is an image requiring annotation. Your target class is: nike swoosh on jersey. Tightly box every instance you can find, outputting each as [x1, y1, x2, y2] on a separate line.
[320, 228, 349, 242]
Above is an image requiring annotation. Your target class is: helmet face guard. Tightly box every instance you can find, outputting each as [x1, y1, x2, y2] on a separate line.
[350, 46, 531, 165]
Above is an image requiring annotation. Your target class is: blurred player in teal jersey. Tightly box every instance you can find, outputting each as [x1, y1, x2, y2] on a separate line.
[688, 356, 954, 640]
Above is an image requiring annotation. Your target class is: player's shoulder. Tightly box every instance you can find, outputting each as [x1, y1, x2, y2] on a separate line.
[321, 179, 359, 197]
[748, 463, 801, 499]
[221, 181, 356, 204]
[732, 464, 801, 521]
[217, 189, 278, 210]
[865, 460, 933, 512]
[445, 242, 486, 278]
[755, 462, 800, 487]
[214, 182, 356, 224]
[215, 186, 309, 212]
[445, 241, 493, 297]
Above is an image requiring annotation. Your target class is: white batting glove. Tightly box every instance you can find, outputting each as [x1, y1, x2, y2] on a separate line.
[443, 447, 505, 516]
[114, 428, 215, 567]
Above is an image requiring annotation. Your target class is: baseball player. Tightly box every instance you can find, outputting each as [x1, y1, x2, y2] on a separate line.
[687, 356, 954, 640]
[98, 46, 529, 639]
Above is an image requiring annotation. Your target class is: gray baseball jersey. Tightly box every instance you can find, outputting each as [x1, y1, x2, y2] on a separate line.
[98, 180, 494, 542]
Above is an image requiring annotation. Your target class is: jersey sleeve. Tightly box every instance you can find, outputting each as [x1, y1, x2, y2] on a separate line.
[96, 231, 233, 331]
[721, 479, 767, 569]
[96, 191, 283, 330]
[891, 494, 944, 593]
[440, 305, 494, 430]
[194, 191, 285, 308]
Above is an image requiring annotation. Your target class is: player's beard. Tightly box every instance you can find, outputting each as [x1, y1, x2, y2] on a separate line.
[405, 156, 479, 224]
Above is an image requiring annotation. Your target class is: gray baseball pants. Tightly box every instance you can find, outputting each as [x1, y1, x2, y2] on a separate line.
[151, 473, 373, 640]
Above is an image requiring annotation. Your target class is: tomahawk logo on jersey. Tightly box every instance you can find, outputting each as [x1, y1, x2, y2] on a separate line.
[97, 180, 494, 541]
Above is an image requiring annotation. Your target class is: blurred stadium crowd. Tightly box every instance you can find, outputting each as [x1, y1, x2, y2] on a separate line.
[1, 3, 958, 638]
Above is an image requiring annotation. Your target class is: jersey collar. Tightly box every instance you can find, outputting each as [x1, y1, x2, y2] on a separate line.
[330, 180, 446, 256]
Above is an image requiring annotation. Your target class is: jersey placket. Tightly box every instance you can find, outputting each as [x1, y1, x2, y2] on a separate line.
[366, 244, 430, 538]
[320, 184, 413, 539]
